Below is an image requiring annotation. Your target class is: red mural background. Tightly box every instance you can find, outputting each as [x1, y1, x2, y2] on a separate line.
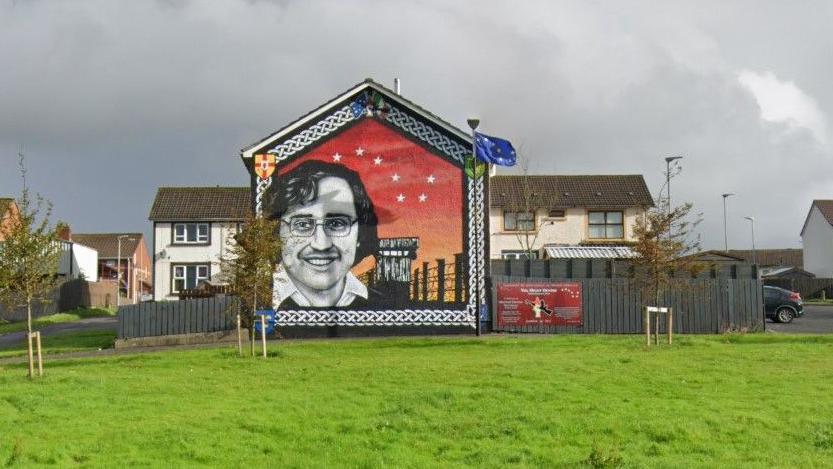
[276, 119, 464, 276]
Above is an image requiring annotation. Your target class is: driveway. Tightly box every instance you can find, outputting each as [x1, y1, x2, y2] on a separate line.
[766, 304, 833, 334]
[0, 316, 117, 349]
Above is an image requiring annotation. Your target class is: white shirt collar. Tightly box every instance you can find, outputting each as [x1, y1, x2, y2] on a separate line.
[273, 265, 368, 308]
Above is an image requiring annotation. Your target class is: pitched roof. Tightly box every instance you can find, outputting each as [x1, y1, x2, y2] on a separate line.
[801, 200, 833, 236]
[489, 175, 654, 209]
[149, 187, 251, 221]
[240, 78, 471, 161]
[71, 233, 143, 258]
[726, 249, 803, 268]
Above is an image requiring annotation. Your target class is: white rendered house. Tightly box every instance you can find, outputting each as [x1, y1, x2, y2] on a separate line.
[801, 200, 833, 278]
[489, 175, 654, 260]
[149, 187, 250, 300]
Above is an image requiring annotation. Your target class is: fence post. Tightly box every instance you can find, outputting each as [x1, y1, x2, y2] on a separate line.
[643, 306, 650, 346]
[412, 268, 420, 301]
[261, 315, 267, 358]
[454, 253, 464, 303]
[422, 261, 429, 302]
[36, 331, 43, 376]
[27, 333, 34, 378]
[437, 258, 446, 303]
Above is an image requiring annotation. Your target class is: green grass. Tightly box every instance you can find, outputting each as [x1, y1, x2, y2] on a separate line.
[0, 308, 115, 335]
[804, 299, 833, 305]
[0, 330, 116, 358]
[2, 334, 833, 467]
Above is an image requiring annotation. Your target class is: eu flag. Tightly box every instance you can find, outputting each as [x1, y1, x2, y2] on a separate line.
[474, 132, 517, 166]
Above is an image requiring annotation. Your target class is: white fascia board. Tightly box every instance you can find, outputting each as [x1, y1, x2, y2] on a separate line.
[240, 81, 471, 160]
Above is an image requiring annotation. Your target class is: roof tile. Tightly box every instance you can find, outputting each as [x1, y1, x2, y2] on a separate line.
[149, 187, 251, 221]
[490, 175, 654, 209]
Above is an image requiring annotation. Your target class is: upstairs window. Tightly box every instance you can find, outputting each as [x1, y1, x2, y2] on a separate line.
[588, 211, 624, 239]
[173, 223, 209, 244]
[504, 211, 535, 231]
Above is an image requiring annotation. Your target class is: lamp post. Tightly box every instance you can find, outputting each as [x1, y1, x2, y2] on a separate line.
[744, 216, 756, 265]
[467, 117, 481, 337]
[116, 235, 135, 308]
[664, 156, 683, 214]
[722, 193, 735, 252]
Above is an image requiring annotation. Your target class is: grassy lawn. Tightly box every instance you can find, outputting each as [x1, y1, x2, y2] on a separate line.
[0, 330, 116, 359]
[0, 308, 116, 335]
[1, 334, 833, 467]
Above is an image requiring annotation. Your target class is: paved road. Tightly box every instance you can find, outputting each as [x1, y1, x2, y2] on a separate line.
[0, 316, 117, 349]
[766, 304, 833, 334]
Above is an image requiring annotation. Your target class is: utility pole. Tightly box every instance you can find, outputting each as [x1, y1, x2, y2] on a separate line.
[722, 193, 735, 252]
[664, 156, 683, 214]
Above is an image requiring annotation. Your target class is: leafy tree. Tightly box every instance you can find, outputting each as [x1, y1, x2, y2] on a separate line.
[0, 155, 62, 336]
[218, 214, 281, 329]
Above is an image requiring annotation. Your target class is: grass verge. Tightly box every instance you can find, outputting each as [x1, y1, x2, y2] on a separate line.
[0, 308, 115, 335]
[1, 334, 833, 467]
[0, 330, 116, 358]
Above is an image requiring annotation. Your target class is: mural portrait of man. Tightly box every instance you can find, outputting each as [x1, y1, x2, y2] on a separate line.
[268, 160, 381, 309]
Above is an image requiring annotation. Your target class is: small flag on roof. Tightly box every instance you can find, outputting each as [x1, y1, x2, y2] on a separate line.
[474, 132, 517, 167]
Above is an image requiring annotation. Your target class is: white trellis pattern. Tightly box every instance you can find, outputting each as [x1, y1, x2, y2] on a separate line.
[253, 93, 483, 327]
[274, 309, 474, 326]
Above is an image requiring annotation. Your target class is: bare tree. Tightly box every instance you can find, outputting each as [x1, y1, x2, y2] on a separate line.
[500, 155, 541, 259]
[0, 154, 62, 337]
[630, 166, 703, 307]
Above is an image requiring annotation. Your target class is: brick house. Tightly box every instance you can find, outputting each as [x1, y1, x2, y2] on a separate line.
[489, 175, 654, 259]
[70, 233, 152, 302]
[148, 187, 250, 300]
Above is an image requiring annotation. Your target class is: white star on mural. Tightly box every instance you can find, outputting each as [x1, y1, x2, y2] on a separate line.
[332, 153, 342, 162]
[355, 147, 365, 156]
[374, 156, 383, 166]
[396, 193, 406, 203]
[418, 193, 427, 202]
[391, 173, 401, 182]
[426, 175, 436, 184]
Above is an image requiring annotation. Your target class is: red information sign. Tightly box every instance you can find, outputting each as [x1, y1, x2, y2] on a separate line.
[497, 283, 583, 327]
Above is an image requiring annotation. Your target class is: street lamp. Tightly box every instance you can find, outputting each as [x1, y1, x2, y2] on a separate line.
[744, 216, 756, 266]
[722, 193, 735, 252]
[664, 156, 683, 214]
[116, 235, 135, 308]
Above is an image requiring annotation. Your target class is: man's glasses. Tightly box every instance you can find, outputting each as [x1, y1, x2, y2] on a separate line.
[282, 215, 357, 237]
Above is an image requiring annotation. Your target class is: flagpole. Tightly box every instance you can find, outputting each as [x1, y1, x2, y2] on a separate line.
[467, 118, 481, 337]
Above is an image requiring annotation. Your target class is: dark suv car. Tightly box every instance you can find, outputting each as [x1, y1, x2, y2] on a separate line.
[763, 285, 804, 323]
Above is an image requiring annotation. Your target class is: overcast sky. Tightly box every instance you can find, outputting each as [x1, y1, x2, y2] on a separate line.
[2, 0, 831, 251]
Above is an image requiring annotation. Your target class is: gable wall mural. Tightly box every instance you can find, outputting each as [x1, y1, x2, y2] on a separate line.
[245, 85, 486, 329]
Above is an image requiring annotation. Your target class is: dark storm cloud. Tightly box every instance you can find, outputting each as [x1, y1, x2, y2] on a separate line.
[1, 0, 830, 250]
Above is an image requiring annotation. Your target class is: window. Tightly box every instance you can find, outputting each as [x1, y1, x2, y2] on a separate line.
[504, 211, 535, 231]
[172, 264, 209, 293]
[173, 223, 209, 244]
[548, 209, 565, 218]
[588, 211, 624, 239]
[501, 250, 539, 260]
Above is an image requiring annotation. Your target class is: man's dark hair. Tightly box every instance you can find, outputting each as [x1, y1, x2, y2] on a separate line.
[267, 160, 379, 265]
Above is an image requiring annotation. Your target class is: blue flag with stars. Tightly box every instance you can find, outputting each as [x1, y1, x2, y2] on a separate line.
[474, 132, 517, 166]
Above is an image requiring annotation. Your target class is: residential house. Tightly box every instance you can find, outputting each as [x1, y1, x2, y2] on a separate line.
[2, 198, 97, 280]
[148, 187, 250, 300]
[801, 200, 833, 277]
[0, 197, 19, 241]
[489, 175, 654, 259]
[71, 232, 152, 302]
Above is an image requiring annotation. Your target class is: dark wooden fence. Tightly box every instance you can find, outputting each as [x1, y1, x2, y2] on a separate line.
[117, 296, 239, 339]
[764, 277, 833, 299]
[489, 259, 763, 334]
